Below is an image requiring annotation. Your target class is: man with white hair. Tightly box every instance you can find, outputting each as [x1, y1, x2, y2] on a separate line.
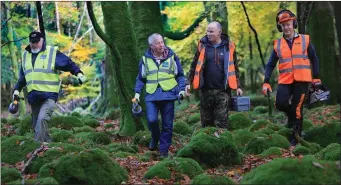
[186, 21, 243, 129]
[12, 30, 86, 143]
[133, 33, 186, 158]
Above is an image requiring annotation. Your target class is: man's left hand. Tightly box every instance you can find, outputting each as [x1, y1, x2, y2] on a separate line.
[236, 88, 243, 96]
[77, 73, 86, 85]
[179, 91, 185, 99]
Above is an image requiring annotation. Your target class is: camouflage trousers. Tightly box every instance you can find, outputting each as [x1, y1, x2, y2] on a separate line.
[199, 89, 231, 128]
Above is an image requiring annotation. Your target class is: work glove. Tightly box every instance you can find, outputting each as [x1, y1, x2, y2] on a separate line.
[12, 90, 20, 101]
[77, 73, 86, 85]
[185, 85, 191, 96]
[312, 79, 321, 88]
[179, 91, 185, 100]
[262, 83, 272, 96]
[132, 93, 140, 103]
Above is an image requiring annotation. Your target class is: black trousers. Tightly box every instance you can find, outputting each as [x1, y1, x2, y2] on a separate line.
[275, 82, 309, 144]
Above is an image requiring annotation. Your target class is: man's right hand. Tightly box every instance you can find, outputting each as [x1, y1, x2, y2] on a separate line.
[185, 85, 191, 96]
[262, 83, 272, 96]
[13, 90, 20, 101]
[132, 93, 140, 103]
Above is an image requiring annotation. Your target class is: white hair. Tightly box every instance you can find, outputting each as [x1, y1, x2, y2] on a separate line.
[208, 21, 222, 31]
[148, 33, 163, 45]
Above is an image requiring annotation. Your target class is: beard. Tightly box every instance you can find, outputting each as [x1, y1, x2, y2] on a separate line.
[31, 48, 41, 54]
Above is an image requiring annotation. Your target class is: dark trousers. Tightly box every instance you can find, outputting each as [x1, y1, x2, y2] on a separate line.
[145, 100, 175, 153]
[275, 82, 309, 144]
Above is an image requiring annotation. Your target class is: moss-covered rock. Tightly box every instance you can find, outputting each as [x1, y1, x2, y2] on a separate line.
[1, 117, 8, 124]
[70, 111, 82, 118]
[103, 108, 121, 120]
[74, 126, 94, 133]
[38, 148, 128, 185]
[249, 119, 271, 132]
[177, 127, 242, 167]
[83, 119, 100, 128]
[105, 143, 137, 154]
[240, 158, 340, 184]
[133, 130, 151, 147]
[188, 113, 200, 124]
[1, 166, 21, 183]
[260, 147, 282, 158]
[49, 116, 84, 130]
[17, 115, 32, 135]
[293, 144, 311, 155]
[1, 135, 40, 164]
[250, 95, 271, 107]
[266, 124, 285, 131]
[243, 134, 290, 154]
[112, 151, 137, 158]
[27, 143, 85, 173]
[297, 137, 322, 155]
[315, 143, 340, 161]
[191, 174, 235, 184]
[253, 106, 268, 114]
[51, 129, 74, 142]
[229, 113, 252, 130]
[304, 122, 340, 147]
[173, 121, 193, 135]
[276, 127, 292, 139]
[144, 157, 203, 180]
[302, 120, 313, 130]
[8, 177, 58, 185]
[90, 132, 111, 145]
[254, 127, 275, 136]
[70, 132, 111, 147]
[191, 122, 202, 131]
[232, 129, 255, 151]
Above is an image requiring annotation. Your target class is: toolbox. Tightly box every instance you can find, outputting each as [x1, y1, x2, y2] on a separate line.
[231, 96, 250, 112]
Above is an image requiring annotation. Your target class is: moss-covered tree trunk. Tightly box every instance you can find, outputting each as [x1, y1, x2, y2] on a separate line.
[307, 2, 341, 104]
[203, 2, 228, 33]
[101, 2, 144, 135]
[333, 1, 341, 93]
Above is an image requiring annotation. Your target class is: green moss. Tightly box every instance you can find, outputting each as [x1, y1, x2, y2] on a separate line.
[38, 149, 128, 185]
[260, 147, 282, 158]
[240, 158, 340, 184]
[304, 122, 340, 147]
[229, 113, 252, 130]
[249, 119, 271, 131]
[70, 111, 82, 118]
[7, 117, 20, 126]
[315, 143, 340, 161]
[83, 119, 100, 128]
[144, 157, 203, 180]
[49, 116, 84, 130]
[1, 135, 40, 164]
[1, 167, 21, 183]
[176, 102, 189, 112]
[104, 123, 114, 129]
[250, 95, 274, 107]
[173, 121, 193, 135]
[302, 120, 313, 130]
[254, 127, 275, 136]
[51, 129, 74, 142]
[104, 108, 121, 120]
[191, 174, 235, 184]
[17, 115, 32, 135]
[191, 122, 202, 132]
[297, 137, 322, 154]
[8, 177, 58, 185]
[1, 117, 8, 124]
[177, 127, 242, 167]
[293, 144, 311, 155]
[112, 151, 137, 158]
[74, 126, 94, 133]
[188, 113, 200, 124]
[243, 134, 290, 154]
[27, 143, 85, 173]
[91, 132, 111, 145]
[276, 127, 292, 139]
[267, 124, 285, 131]
[133, 130, 151, 147]
[232, 129, 255, 151]
[105, 143, 137, 153]
[253, 106, 268, 114]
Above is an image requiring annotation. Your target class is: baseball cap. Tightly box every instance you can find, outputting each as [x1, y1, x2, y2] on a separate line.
[29, 31, 43, 43]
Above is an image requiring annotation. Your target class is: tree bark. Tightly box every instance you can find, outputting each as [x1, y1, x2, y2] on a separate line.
[307, 2, 341, 103]
[297, 2, 314, 34]
[203, 2, 228, 33]
[55, 2, 61, 35]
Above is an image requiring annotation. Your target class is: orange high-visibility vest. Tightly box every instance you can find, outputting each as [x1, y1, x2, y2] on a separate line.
[192, 41, 237, 90]
[274, 34, 312, 84]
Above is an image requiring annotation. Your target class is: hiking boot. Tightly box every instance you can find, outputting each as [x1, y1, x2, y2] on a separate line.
[148, 139, 158, 151]
[159, 151, 169, 159]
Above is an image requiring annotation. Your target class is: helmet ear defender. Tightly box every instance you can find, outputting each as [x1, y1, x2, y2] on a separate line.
[276, 10, 298, 32]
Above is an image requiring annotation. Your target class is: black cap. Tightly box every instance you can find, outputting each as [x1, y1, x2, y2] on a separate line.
[29, 31, 43, 43]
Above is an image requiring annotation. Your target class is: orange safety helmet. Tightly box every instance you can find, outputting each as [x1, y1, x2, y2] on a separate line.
[276, 10, 297, 32]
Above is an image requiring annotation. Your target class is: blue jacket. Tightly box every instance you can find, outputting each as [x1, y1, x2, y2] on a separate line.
[134, 47, 186, 102]
[264, 33, 319, 83]
[14, 43, 82, 105]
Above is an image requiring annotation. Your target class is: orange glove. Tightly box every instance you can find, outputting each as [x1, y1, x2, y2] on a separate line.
[312, 79, 321, 83]
[262, 83, 272, 95]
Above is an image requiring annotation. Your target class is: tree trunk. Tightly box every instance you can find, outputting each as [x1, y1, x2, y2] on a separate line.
[307, 2, 341, 104]
[6, 3, 26, 117]
[297, 2, 314, 34]
[334, 1, 341, 91]
[130, 2, 163, 56]
[55, 2, 61, 35]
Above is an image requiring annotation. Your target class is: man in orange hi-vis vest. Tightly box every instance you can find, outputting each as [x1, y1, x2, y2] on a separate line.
[186, 21, 243, 128]
[262, 10, 321, 147]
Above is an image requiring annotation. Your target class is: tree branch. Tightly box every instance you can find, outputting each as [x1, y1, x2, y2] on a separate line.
[1, 37, 28, 48]
[36, 1, 46, 40]
[241, 2, 265, 69]
[86, 2, 112, 48]
[164, 11, 209, 40]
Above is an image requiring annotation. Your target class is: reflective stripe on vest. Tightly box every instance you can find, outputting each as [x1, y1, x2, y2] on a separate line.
[143, 56, 178, 94]
[274, 34, 312, 84]
[22, 46, 60, 93]
[193, 41, 237, 90]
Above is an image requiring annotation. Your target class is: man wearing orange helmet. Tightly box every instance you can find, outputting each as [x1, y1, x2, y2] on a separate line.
[262, 10, 321, 147]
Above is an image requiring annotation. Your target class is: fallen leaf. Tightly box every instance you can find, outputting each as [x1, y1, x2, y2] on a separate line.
[227, 170, 235, 177]
[16, 140, 20, 145]
[26, 152, 32, 159]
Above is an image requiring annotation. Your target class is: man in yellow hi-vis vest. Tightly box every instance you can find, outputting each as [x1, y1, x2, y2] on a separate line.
[133, 33, 186, 158]
[12, 31, 86, 143]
